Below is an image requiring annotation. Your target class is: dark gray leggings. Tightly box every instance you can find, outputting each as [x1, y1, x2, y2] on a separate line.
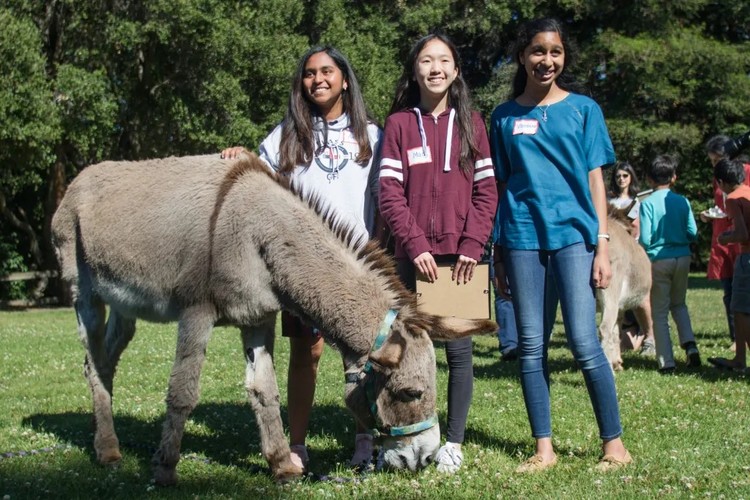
[396, 258, 474, 444]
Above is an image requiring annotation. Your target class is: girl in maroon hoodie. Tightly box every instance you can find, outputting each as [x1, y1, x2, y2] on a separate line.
[379, 33, 497, 473]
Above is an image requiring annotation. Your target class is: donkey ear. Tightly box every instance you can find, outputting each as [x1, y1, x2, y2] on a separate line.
[426, 316, 497, 341]
[369, 329, 406, 369]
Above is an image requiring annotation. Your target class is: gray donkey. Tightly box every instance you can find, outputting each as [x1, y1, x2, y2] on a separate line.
[51, 153, 497, 485]
[597, 207, 653, 370]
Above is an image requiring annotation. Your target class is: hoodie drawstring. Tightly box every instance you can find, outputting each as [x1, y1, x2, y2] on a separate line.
[413, 107, 455, 172]
[443, 109, 455, 172]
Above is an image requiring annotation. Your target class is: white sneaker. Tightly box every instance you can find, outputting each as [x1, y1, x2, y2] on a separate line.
[289, 444, 309, 470]
[349, 433, 374, 470]
[435, 442, 463, 473]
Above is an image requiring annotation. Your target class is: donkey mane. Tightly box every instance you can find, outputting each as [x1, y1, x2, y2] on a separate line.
[211, 155, 418, 324]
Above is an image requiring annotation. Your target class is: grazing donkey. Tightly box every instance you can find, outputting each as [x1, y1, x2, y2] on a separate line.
[597, 206, 653, 371]
[51, 153, 496, 485]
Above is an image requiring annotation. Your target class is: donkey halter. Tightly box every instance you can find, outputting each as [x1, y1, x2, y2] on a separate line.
[344, 309, 439, 438]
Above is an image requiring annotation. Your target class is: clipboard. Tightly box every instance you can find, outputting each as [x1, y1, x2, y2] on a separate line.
[415, 262, 491, 319]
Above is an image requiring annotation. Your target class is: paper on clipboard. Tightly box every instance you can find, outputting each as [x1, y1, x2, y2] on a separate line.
[415, 262, 491, 319]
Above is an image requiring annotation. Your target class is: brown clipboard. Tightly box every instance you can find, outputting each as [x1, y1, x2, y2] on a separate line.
[415, 262, 491, 319]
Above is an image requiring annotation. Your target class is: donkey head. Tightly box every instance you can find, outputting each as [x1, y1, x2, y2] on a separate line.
[607, 200, 638, 237]
[344, 306, 496, 471]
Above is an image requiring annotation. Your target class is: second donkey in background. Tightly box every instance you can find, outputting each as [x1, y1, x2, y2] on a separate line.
[598, 205, 654, 371]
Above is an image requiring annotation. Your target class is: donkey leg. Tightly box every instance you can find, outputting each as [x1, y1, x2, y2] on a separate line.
[76, 291, 122, 464]
[240, 317, 303, 481]
[104, 310, 137, 388]
[598, 293, 623, 371]
[152, 306, 215, 486]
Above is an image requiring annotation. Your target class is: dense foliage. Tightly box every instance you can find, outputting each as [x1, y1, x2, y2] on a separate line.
[1, 0, 749, 300]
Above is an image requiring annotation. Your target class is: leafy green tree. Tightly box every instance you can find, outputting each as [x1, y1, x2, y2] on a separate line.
[2, 0, 750, 300]
[585, 1, 750, 266]
[0, 8, 59, 278]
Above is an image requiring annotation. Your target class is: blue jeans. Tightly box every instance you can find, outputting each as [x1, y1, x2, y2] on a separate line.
[491, 259, 518, 353]
[505, 243, 623, 440]
[492, 260, 559, 354]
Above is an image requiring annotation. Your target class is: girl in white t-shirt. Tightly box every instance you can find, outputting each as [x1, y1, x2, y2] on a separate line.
[222, 46, 382, 472]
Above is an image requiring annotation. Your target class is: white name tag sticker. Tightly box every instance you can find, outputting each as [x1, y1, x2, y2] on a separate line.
[407, 146, 432, 166]
[512, 119, 539, 135]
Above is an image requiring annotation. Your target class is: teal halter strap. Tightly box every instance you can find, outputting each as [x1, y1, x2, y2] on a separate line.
[345, 309, 438, 438]
[361, 308, 398, 376]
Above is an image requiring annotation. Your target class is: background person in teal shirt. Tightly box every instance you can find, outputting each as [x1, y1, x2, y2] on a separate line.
[639, 154, 701, 373]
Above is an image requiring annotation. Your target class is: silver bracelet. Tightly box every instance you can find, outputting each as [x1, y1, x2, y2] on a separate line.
[597, 233, 610, 241]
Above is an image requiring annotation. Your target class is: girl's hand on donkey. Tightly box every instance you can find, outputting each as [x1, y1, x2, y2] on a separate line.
[220, 146, 249, 159]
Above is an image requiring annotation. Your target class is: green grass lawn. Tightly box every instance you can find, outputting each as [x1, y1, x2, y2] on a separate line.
[0, 275, 748, 499]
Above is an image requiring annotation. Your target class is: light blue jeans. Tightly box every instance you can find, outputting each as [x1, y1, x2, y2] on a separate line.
[492, 260, 559, 354]
[505, 242, 623, 440]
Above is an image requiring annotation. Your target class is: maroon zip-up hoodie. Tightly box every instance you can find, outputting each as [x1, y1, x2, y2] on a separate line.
[379, 107, 497, 261]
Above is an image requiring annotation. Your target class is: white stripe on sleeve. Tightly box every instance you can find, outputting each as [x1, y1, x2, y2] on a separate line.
[379, 169, 403, 182]
[380, 158, 403, 169]
[474, 158, 493, 170]
[473, 168, 495, 182]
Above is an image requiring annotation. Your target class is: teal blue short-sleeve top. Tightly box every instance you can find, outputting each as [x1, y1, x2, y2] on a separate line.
[490, 93, 615, 250]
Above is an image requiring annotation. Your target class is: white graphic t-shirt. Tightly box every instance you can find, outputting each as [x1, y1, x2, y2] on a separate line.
[258, 114, 382, 245]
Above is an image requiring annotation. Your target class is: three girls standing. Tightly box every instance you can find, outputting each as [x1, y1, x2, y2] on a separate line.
[224, 18, 631, 475]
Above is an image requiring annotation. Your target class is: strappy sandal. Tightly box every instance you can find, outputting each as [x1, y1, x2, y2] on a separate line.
[596, 450, 632, 472]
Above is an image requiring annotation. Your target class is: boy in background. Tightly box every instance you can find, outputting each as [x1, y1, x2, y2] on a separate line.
[639, 155, 701, 373]
[708, 159, 750, 372]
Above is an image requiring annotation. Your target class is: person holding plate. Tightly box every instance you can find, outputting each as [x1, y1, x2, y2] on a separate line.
[700, 135, 750, 352]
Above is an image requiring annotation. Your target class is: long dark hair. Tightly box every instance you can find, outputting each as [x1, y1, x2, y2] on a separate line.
[278, 46, 373, 175]
[509, 18, 585, 99]
[389, 33, 479, 173]
[608, 161, 640, 199]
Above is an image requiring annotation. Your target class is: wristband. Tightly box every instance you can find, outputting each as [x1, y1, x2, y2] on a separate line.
[597, 233, 610, 241]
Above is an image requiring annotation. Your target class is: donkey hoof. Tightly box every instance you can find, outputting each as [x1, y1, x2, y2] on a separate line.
[612, 361, 624, 372]
[97, 448, 122, 465]
[153, 465, 178, 486]
[273, 461, 304, 483]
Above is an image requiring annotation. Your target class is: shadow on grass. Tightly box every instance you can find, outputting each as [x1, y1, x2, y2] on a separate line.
[21, 401, 363, 478]
[470, 336, 745, 385]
